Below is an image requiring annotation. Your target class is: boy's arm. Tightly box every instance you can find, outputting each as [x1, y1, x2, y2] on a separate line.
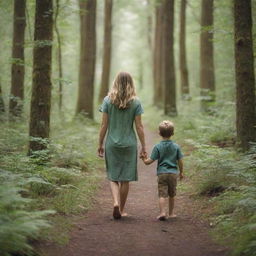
[143, 157, 155, 165]
[178, 159, 184, 180]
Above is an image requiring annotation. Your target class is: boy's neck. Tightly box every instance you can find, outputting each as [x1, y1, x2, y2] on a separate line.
[162, 137, 172, 141]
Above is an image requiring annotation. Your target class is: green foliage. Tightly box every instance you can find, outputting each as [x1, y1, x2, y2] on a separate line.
[144, 99, 255, 256]
[211, 187, 256, 256]
[0, 170, 54, 256]
[185, 125, 256, 256]
[205, 146, 256, 256]
[0, 117, 102, 253]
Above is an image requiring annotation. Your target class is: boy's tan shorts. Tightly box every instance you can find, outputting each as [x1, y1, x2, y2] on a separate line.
[158, 173, 178, 198]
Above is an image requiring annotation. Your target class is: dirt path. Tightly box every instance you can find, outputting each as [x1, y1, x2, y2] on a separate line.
[40, 129, 229, 256]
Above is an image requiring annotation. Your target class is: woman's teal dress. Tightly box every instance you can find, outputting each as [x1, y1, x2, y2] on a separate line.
[100, 96, 143, 181]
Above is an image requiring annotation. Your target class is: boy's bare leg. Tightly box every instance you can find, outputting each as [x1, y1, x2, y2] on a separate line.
[169, 196, 177, 218]
[120, 181, 129, 216]
[157, 197, 167, 220]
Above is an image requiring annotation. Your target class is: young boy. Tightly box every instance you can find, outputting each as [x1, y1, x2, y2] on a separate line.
[141, 120, 184, 220]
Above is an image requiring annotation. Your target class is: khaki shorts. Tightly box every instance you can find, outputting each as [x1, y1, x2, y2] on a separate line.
[158, 173, 178, 198]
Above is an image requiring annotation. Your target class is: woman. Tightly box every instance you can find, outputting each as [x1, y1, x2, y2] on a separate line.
[98, 71, 146, 219]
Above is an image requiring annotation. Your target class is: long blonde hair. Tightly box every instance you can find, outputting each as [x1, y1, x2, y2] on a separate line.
[108, 71, 136, 109]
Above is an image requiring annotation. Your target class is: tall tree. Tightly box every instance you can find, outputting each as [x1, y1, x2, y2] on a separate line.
[28, 0, 53, 154]
[76, 0, 97, 118]
[200, 0, 215, 111]
[153, 2, 164, 106]
[234, 0, 256, 151]
[146, 0, 153, 50]
[98, 0, 113, 102]
[179, 0, 189, 98]
[163, 0, 177, 116]
[54, 0, 63, 111]
[9, 0, 26, 117]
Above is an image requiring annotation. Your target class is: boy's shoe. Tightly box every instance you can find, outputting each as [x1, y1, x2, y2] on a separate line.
[113, 206, 121, 219]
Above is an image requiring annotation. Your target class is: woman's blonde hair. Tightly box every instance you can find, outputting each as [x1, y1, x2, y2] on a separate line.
[108, 71, 136, 109]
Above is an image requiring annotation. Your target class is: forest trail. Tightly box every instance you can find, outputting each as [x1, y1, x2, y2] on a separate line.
[40, 128, 229, 256]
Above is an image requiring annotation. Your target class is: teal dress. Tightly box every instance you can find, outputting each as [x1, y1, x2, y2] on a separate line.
[100, 96, 143, 181]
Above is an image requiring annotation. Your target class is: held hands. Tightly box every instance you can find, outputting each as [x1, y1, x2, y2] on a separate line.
[139, 148, 147, 160]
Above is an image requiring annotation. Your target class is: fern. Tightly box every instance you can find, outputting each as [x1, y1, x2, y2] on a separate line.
[0, 171, 54, 256]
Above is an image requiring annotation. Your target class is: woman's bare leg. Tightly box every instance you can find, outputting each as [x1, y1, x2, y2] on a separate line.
[119, 181, 129, 216]
[110, 181, 121, 219]
[110, 181, 119, 207]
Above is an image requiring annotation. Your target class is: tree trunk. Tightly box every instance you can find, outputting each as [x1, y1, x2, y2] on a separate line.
[179, 0, 189, 98]
[76, 0, 97, 118]
[200, 0, 215, 111]
[0, 82, 5, 114]
[234, 0, 256, 151]
[146, 0, 153, 50]
[153, 4, 159, 104]
[153, 3, 164, 106]
[9, 0, 26, 117]
[98, 0, 112, 102]
[54, 0, 63, 111]
[163, 0, 177, 116]
[28, 0, 53, 154]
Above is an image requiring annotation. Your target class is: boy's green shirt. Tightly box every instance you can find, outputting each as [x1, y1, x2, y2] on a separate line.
[150, 140, 183, 175]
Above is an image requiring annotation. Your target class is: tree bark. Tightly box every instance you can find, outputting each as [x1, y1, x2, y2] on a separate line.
[54, 0, 63, 111]
[179, 0, 189, 98]
[153, 4, 159, 104]
[200, 0, 215, 111]
[98, 0, 112, 102]
[76, 0, 97, 118]
[28, 0, 53, 154]
[146, 0, 153, 50]
[9, 0, 26, 117]
[153, 3, 164, 106]
[234, 0, 256, 151]
[163, 0, 177, 116]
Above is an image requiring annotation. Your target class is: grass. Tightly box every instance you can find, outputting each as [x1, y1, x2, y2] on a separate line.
[1, 97, 255, 256]
[143, 99, 256, 256]
[0, 115, 103, 255]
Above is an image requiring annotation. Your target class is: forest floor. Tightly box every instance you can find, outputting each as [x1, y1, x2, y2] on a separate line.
[38, 128, 230, 256]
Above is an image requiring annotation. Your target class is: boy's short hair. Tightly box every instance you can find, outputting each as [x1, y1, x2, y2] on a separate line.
[159, 120, 174, 137]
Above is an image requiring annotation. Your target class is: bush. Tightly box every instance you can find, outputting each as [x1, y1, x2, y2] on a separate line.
[186, 142, 237, 196]
[0, 118, 102, 252]
[189, 143, 256, 256]
[0, 171, 54, 256]
[212, 186, 256, 256]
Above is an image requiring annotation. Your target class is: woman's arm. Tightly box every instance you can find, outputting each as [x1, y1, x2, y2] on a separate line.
[135, 115, 147, 158]
[98, 112, 108, 157]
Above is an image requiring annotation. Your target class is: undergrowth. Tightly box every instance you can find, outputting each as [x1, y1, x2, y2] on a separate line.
[0, 116, 103, 256]
[144, 99, 256, 256]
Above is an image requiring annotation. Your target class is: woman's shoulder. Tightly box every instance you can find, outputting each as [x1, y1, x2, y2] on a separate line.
[103, 96, 112, 105]
[131, 97, 144, 115]
[103, 95, 110, 102]
[131, 97, 142, 106]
